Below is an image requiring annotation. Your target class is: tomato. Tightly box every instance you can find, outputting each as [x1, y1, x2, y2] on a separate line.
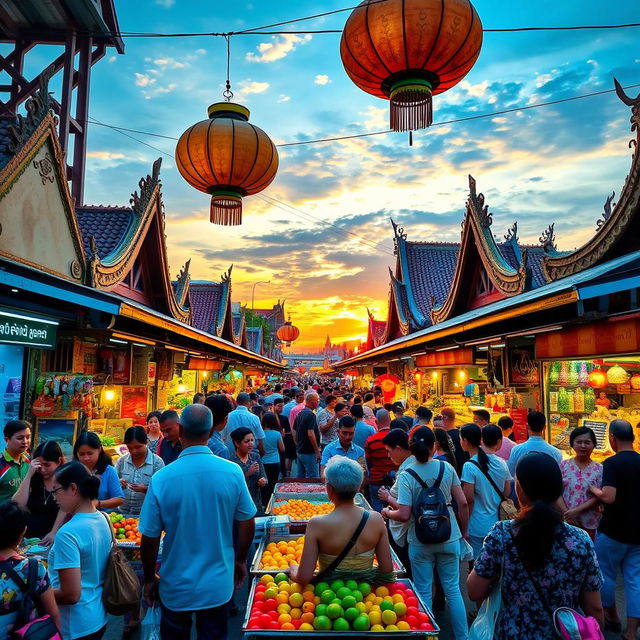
[405, 597, 418, 608]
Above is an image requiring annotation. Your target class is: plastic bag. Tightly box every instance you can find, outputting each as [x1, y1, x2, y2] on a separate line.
[468, 575, 502, 640]
[140, 605, 161, 640]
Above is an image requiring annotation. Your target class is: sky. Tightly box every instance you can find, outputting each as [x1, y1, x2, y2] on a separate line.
[21, 0, 640, 351]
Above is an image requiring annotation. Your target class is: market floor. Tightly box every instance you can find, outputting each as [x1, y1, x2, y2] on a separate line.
[103, 573, 632, 640]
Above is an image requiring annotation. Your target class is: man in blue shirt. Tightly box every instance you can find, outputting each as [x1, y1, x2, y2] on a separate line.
[221, 392, 265, 456]
[283, 388, 303, 418]
[320, 416, 365, 480]
[507, 410, 563, 475]
[350, 404, 376, 449]
[139, 404, 256, 639]
[205, 393, 233, 460]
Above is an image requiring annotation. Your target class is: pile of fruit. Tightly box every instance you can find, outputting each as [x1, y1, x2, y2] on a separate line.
[271, 499, 334, 519]
[246, 574, 436, 632]
[108, 513, 141, 544]
[260, 537, 305, 571]
[277, 483, 326, 493]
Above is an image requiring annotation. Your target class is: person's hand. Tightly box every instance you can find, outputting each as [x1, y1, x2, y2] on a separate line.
[248, 462, 259, 476]
[380, 508, 389, 521]
[289, 565, 299, 582]
[119, 478, 128, 489]
[142, 579, 159, 607]
[588, 485, 601, 497]
[234, 560, 248, 589]
[378, 487, 390, 502]
[28, 459, 42, 476]
[41, 531, 55, 547]
[316, 451, 321, 462]
[258, 477, 267, 487]
[129, 483, 147, 494]
[563, 508, 580, 525]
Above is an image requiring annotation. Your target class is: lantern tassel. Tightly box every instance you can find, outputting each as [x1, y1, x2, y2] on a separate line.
[389, 82, 433, 132]
[210, 195, 242, 226]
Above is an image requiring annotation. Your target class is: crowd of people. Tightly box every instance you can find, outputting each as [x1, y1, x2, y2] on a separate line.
[0, 379, 639, 640]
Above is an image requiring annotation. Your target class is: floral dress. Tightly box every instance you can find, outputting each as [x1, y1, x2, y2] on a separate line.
[560, 458, 603, 530]
[474, 521, 603, 640]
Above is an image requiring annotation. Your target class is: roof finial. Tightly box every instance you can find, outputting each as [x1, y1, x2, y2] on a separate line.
[596, 191, 616, 230]
[504, 221, 518, 243]
[539, 223, 557, 253]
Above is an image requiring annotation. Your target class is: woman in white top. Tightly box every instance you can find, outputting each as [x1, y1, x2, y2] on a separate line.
[384, 427, 470, 640]
[50, 462, 112, 640]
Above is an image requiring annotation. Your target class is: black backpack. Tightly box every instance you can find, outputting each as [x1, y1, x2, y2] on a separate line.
[406, 463, 451, 544]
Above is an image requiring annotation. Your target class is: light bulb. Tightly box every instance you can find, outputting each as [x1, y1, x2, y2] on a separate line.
[105, 389, 115, 401]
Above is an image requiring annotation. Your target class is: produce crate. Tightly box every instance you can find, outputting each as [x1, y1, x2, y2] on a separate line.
[273, 482, 326, 495]
[266, 493, 372, 523]
[241, 577, 439, 637]
[250, 533, 406, 577]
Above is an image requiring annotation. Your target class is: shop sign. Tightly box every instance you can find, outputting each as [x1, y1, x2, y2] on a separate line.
[147, 362, 157, 385]
[536, 318, 640, 359]
[583, 419, 608, 449]
[186, 356, 222, 371]
[0, 309, 57, 349]
[509, 346, 539, 385]
[416, 347, 474, 368]
[509, 408, 529, 443]
[72, 338, 97, 375]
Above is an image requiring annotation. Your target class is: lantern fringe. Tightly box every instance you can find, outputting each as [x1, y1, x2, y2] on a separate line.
[210, 196, 242, 226]
[390, 89, 433, 132]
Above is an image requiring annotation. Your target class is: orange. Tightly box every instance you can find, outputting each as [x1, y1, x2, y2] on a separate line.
[289, 608, 302, 620]
[300, 612, 315, 624]
[276, 593, 289, 604]
[302, 602, 315, 613]
[281, 622, 295, 630]
[278, 614, 292, 625]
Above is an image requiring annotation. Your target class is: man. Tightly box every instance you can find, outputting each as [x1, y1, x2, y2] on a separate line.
[140, 404, 256, 639]
[248, 392, 259, 408]
[273, 397, 294, 474]
[507, 410, 562, 474]
[282, 388, 302, 418]
[350, 404, 376, 449]
[590, 420, 640, 639]
[288, 389, 307, 429]
[264, 384, 283, 406]
[222, 392, 265, 457]
[205, 394, 234, 460]
[440, 406, 468, 473]
[364, 409, 397, 512]
[159, 410, 182, 465]
[496, 416, 516, 461]
[472, 409, 491, 427]
[294, 392, 321, 478]
[409, 406, 433, 439]
[392, 402, 414, 431]
[317, 396, 348, 448]
[320, 416, 365, 480]
[0, 420, 31, 503]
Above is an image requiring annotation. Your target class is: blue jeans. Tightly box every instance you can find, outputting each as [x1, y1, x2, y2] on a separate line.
[297, 452, 319, 478]
[409, 539, 468, 640]
[160, 602, 227, 640]
[368, 483, 384, 512]
[595, 532, 640, 617]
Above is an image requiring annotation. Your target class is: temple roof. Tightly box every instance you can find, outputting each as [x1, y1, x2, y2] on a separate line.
[76, 205, 133, 259]
[189, 282, 224, 334]
[0, 117, 16, 168]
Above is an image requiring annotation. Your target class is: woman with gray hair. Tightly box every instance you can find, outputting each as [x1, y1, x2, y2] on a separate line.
[289, 456, 393, 586]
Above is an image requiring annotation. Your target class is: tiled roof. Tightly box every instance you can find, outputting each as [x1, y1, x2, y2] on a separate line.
[246, 326, 263, 353]
[189, 283, 224, 333]
[76, 205, 133, 259]
[0, 117, 16, 168]
[404, 243, 459, 320]
[232, 313, 244, 336]
[498, 241, 547, 288]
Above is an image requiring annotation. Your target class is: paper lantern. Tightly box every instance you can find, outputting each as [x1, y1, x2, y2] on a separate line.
[631, 374, 640, 391]
[175, 103, 279, 225]
[340, 0, 483, 131]
[587, 368, 607, 388]
[607, 365, 629, 385]
[276, 317, 300, 347]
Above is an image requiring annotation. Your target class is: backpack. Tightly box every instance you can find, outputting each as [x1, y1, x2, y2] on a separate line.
[554, 607, 605, 640]
[0, 558, 61, 640]
[406, 463, 451, 544]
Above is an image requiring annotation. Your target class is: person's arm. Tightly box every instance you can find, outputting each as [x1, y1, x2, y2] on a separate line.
[38, 587, 61, 632]
[319, 412, 338, 434]
[467, 570, 493, 602]
[235, 518, 256, 588]
[96, 466, 124, 510]
[140, 535, 161, 605]
[277, 434, 285, 455]
[257, 455, 267, 488]
[580, 590, 604, 628]
[289, 519, 320, 586]
[589, 485, 615, 504]
[42, 509, 69, 546]
[373, 515, 394, 573]
[320, 465, 326, 481]
[13, 461, 38, 508]
[54, 568, 81, 605]
[383, 503, 411, 522]
[452, 484, 469, 539]
[462, 482, 475, 517]
[307, 429, 320, 461]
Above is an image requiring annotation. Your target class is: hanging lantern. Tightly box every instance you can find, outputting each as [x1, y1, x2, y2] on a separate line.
[630, 374, 640, 391]
[276, 317, 300, 347]
[587, 368, 607, 388]
[607, 364, 629, 385]
[340, 0, 483, 131]
[175, 103, 279, 225]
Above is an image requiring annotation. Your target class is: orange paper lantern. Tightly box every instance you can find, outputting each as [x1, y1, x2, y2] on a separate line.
[588, 368, 607, 388]
[340, 0, 483, 131]
[175, 103, 279, 225]
[276, 318, 300, 347]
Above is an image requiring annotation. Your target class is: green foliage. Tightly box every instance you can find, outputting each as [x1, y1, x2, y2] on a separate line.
[244, 309, 272, 352]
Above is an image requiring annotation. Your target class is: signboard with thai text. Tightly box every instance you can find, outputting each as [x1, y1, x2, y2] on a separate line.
[0, 309, 57, 349]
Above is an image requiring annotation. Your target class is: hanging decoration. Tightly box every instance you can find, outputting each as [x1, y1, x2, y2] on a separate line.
[587, 368, 607, 388]
[276, 316, 300, 347]
[584, 387, 596, 413]
[175, 37, 279, 225]
[548, 361, 561, 385]
[630, 374, 640, 391]
[374, 373, 400, 403]
[340, 0, 483, 131]
[607, 364, 629, 385]
[558, 361, 570, 385]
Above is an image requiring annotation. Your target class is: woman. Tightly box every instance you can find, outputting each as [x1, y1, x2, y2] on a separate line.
[73, 431, 124, 511]
[230, 427, 267, 514]
[49, 462, 113, 640]
[115, 427, 164, 515]
[145, 411, 162, 455]
[290, 456, 393, 586]
[559, 427, 602, 539]
[385, 427, 469, 640]
[260, 412, 284, 506]
[12, 440, 65, 543]
[468, 452, 604, 640]
[434, 427, 458, 470]
[0, 501, 60, 638]
[460, 424, 512, 559]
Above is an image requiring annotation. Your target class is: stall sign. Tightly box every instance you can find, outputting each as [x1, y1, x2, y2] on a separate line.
[186, 356, 222, 371]
[509, 346, 539, 385]
[509, 408, 529, 443]
[0, 309, 57, 349]
[147, 362, 156, 385]
[416, 348, 474, 368]
[583, 420, 608, 449]
[121, 386, 149, 424]
[72, 339, 97, 375]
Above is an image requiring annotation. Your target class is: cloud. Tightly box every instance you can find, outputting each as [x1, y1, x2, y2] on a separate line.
[314, 75, 331, 86]
[246, 34, 312, 63]
[108, 56, 117, 63]
[278, 94, 291, 103]
[153, 57, 186, 69]
[134, 73, 155, 87]
[86, 151, 125, 160]
[236, 80, 270, 99]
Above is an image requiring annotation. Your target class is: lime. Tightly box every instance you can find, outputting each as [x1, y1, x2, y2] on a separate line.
[342, 595, 357, 610]
[345, 579, 359, 590]
[351, 590, 363, 602]
[358, 582, 372, 596]
[320, 590, 335, 605]
[274, 573, 288, 583]
[313, 615, 331, 631]
[330, 580, 345, 592]
[315, 604, 327, 618]
[380, 599, 394, 612]
[394, 602, 407, 616]
[344, 607, 359, 622]
[333, 617, 350, 631]
[352, 614, 370, 631]
[314, 581, 329, 595]
[326, 603, 343, 620]
[336, 587, 351, 600]
[381, 609, 397, 625]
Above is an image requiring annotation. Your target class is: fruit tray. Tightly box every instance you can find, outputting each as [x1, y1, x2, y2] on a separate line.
[266, 493, 371, 523]
[274, 482, 327, 494]
[250, 533, 406, 577]
[241, 576, 439, 637]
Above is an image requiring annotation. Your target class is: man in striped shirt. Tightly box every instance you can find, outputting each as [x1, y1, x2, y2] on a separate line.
[364, 409, 398, 513]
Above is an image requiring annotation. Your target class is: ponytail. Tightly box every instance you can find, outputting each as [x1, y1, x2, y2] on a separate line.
[461, 423, 487, 472]
[54, 461, 101, 500]
[434, 428, 457, 469]
[409, 426, 435, 463]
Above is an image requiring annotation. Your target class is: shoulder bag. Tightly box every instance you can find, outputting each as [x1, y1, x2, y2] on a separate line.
[469, 460, 517, 521]
[100, 511, 141, 616]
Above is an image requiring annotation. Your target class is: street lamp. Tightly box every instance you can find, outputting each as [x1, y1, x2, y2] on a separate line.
[250, 280, 271, 327]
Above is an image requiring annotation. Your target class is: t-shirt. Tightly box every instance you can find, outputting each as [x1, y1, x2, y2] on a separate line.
[397, 459, 461, 545]
[364, 428, 398, 484]
[49, 511, 112, 639]
[354, 420, 376, 449]
[496, 437, 516, 461]
[461, 454, 512, 538]
[262, 430, 283, 464]
[97, 464, 125, 503]
[599, 450, 640, 544]
[295, 408, 320, 454]
[316, 407, 338, 445]
[507, 435, 563, 475]
[159, 438, 183, 465]
[0, 450, 29, 503]
[25, 473, 60, 538]
[115, 450, 164, 515]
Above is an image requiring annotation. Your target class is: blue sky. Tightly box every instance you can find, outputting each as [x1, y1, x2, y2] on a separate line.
[23, 0, 640, 348]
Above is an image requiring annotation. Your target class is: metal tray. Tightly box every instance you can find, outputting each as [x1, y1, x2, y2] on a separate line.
[266, 493, 372, 523]
[241, 577, 439, 637]
[250, 533, 406, 577]
[273, 482, 327, 495]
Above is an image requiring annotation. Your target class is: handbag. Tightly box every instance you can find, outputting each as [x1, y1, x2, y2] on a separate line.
[468, 563, 502, 640]
[100, 511, 141, 616]
[0, 559, 61, 640]
[469, 460, 517, 520]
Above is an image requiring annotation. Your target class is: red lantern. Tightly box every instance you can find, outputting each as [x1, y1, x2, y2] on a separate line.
[588, 368, 607, 388]
[276, 317, 300, 347]
[340, 0, 483, 131]
[630, 374, 640, 391]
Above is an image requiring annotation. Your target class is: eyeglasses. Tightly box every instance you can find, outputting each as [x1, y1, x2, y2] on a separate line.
[51, 486, 65, 495]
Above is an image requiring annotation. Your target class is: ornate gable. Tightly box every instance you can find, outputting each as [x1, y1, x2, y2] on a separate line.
[365, 309, 387, 350]
[543, 80, 640, 280]
[189, 266, 235, 340]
